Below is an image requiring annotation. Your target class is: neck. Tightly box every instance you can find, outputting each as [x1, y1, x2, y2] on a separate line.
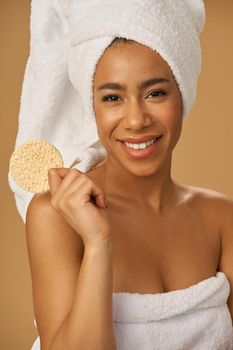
[102, 155, 176, 212]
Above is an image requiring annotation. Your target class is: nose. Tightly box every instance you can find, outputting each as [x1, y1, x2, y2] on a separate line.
[123, 100, 152, 130]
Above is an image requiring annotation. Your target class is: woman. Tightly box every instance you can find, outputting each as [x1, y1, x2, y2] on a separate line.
[24, 1, 233, 350]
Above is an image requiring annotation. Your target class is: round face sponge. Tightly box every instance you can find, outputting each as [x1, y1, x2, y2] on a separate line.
[9, 140, 63, 192]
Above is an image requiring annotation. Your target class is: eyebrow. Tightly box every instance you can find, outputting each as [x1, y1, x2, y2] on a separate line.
[97, 77, 170, 91]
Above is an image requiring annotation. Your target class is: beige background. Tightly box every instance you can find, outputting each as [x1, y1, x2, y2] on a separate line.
[1, 1, 233, 349]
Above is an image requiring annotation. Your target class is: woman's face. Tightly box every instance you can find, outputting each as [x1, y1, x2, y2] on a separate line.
[93, 40, 183, 176]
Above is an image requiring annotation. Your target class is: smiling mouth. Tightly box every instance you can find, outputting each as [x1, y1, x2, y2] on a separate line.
[119, 135, 163, 146]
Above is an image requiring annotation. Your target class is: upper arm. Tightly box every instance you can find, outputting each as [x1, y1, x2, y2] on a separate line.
[218, 196, 233, 322]
[25, 191, 85, 349]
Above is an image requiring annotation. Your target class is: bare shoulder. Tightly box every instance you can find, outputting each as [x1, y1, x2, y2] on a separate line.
[179, 183, 233, 320]
[26, 190, 52, 226]
[178, 183, 233, 220]
[26, 191, 84, 348]
[177, 182, 233, 246]
[26, 190, 85, 255]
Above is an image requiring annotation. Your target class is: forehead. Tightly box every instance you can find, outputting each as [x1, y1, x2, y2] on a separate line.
[93, 41, 173, 83]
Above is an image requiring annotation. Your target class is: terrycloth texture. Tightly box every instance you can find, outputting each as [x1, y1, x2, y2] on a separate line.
[112, 272, 233, 349]
[8, 0, 205, 223]
[30, 272, 233, 349]
[68, 0, 205, 120]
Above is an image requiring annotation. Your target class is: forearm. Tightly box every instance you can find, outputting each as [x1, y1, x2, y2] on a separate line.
[49, 239, 116, 350]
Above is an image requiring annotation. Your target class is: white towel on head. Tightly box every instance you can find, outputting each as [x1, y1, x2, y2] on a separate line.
[8, 0, 205, 223]
[8, 0, 107, 223]
[68, 0, 205, 120]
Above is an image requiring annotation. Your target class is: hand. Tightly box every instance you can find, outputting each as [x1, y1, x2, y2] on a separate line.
[48, 167, 111, 247]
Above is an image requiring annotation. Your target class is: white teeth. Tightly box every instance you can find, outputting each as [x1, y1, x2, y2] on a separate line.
[124, 139, 155, 150]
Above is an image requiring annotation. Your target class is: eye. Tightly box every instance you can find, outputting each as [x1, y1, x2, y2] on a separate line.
[147, 89, 167, 98]
[102, 94, 121, 102]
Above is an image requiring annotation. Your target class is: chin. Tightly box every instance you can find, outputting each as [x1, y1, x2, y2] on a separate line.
[122, 160, 164, 177]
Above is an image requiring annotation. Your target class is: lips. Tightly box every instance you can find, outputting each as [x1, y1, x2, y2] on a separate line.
[118, 134, 162, 143]
[119, 134, 162, 159]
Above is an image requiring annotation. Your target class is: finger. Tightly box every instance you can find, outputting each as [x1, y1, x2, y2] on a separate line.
[48, 168, 74, 196]
[48, 169, 63, 196]
[49, 167, 83, 179]
[77, 178, 107, 208]
[48, 168, 69, 196]
[61, 176, 106, 209]
[50, 168, 86, 201]
[95, 193, 106, 208]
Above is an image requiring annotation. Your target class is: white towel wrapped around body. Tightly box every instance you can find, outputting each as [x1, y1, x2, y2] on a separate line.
[31, 271, 233, 349]
[112, 272, 233, 349]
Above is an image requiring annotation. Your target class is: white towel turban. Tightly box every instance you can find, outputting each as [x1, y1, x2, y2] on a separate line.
[8, 0, 205, 223]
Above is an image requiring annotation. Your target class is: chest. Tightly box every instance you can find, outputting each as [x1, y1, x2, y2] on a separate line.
[109, 203, 221, 294]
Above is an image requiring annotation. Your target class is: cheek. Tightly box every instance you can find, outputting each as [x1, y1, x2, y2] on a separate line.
[158, 98, 182, 141]
[93, 101, 105, 140]
[160, 101, 181, 125]
[93, 105, 116, 145]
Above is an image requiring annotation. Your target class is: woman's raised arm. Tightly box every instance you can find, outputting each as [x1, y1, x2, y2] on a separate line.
[26, 185, 116, 349]
[218, 196, 233, 325]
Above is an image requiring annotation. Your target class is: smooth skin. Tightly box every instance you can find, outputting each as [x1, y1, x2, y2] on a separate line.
[91, 40, 233, 297]
[26, 40, 233, 349]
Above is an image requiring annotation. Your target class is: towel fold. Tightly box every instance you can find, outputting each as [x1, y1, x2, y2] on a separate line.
[31, 272, 233, 349]
[112, 272, 233, 349]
